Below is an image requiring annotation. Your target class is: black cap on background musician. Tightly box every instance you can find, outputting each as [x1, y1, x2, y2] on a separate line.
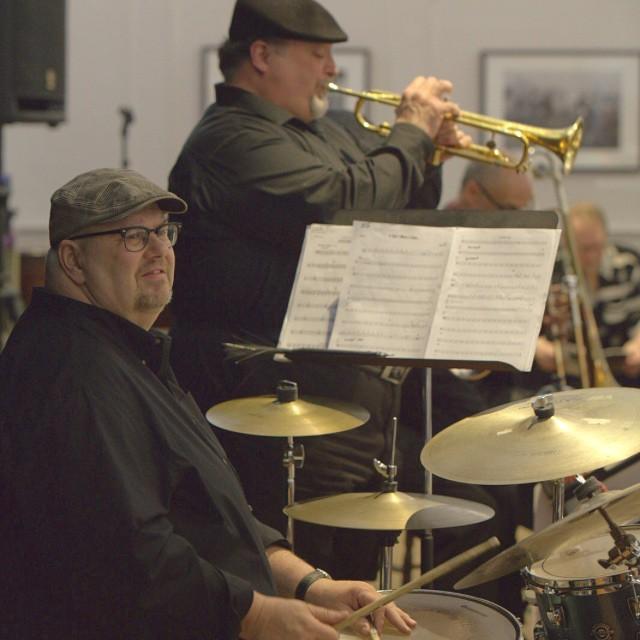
[228, 0, 348, 44]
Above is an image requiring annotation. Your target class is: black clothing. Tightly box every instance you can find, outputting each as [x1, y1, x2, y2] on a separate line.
[0, 289, 285, 640]
[168, 84, 442, 577]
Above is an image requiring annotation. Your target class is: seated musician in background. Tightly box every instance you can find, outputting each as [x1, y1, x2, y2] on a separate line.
[0, 168, 414, 640]
[535, 201, 640, 386]
[168, 0, 470, 582]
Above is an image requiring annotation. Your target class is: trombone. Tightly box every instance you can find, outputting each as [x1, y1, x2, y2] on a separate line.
[328, 82, 583, 174]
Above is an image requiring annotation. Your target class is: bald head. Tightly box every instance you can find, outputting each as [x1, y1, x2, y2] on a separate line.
[458, 164, 534, 211]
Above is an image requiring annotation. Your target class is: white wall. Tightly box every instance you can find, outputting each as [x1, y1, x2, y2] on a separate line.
[5, 0, 640, 250]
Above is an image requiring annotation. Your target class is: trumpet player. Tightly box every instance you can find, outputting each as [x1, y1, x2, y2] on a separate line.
[168, 0, 471, 582]
[535, 202, 640, 385]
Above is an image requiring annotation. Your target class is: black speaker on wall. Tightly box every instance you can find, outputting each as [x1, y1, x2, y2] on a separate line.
[0, 0, 66, 125]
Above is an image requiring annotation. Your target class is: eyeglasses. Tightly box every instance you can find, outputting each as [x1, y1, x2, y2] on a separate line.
[68, 222, 182, 252]
[474, 180, 528, 211]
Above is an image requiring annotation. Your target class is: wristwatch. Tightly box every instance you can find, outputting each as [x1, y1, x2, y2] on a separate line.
[294, 568, 332, 600]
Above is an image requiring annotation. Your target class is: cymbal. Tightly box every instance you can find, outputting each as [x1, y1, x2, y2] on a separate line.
[206, 395, 370, 437]
[455, 480, 640, 589]
[422, 387, 640, 485]
[284, 491, 494, 530]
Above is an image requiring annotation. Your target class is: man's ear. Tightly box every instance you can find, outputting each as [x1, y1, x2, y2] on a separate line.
[248, 39, 272, 74]
[57, 240, 87, 285]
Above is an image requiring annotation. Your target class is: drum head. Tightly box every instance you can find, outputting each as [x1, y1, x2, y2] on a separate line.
[340, 590, 521, 640]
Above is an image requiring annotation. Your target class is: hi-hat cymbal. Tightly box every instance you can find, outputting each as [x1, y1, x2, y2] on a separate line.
[455, 481, 640, 590]
[284, 491, 494, 530]
[206, 395, 370, 437]
[422, 387, 640, 485]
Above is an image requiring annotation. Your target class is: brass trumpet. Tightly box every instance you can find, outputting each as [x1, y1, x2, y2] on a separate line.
[328, 82, 583, 174]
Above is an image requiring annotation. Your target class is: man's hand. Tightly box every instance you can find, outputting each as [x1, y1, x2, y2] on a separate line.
[535, 336, 557, 373]
[395, 76, 459, 141]
[305, 579, 416, 637]
[240, 592, 346, 640]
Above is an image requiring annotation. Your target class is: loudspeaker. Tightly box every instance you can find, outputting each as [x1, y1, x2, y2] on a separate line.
[0, 0, 66, 125]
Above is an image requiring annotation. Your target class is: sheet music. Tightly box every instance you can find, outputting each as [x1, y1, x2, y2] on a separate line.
[278, 224, 352, 349]
[278, 221, 561, 371]
[425, 227, 561, 370]
[328, 221, 454, 357]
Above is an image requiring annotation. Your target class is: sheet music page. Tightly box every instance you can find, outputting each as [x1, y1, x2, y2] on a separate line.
[425, 227, 561, 370]
[328, 221, 454, 356]
[278, 224, 353, 349]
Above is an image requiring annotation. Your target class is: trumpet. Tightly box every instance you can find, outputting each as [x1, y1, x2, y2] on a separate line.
[328, 82, 583, 174]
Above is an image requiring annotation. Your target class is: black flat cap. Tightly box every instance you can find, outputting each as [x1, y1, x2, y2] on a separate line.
[229, 0, 348, 43]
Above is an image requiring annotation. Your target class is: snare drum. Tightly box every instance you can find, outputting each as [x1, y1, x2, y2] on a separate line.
[340, 590, 522, 640]
[523, 525, 640, 640]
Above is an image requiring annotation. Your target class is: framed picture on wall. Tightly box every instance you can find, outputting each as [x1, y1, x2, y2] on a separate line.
[200, 45, 371, 115]
[481, 50, 640, 172]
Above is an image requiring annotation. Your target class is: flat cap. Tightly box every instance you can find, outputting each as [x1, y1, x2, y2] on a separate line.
[50, 168, 187, 246]
[229, 0, 347, 44]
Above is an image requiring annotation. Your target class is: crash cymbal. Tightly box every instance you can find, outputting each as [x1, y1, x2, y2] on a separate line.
[284, 491, 494, 530]
[206, 395, 369, 437]
[455, 480, 640, 589]
[422, 387, 640, 485]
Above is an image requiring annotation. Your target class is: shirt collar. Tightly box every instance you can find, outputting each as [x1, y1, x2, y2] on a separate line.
[30, 288, 171, 376]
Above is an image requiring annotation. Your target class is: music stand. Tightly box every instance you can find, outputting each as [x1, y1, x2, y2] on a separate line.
[281, 207, 560, 574]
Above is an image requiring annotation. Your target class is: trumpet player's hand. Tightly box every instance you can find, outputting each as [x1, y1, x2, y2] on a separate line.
[622, 336, 640, 377]
[432, 119, 473, 162]
[395, 76, 459, 140]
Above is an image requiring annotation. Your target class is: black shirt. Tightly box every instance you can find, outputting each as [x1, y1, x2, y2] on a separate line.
[0, 289, 285, 639]
[169, 83, 442, 341]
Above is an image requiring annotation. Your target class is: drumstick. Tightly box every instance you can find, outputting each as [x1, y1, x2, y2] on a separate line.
[335, 536, 500, 632]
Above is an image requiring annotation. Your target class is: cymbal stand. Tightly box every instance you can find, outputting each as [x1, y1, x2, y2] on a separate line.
[283, 435, 304, 548]
[373, 417, 401, 589]
[276, 380, 305, 548]
[421, 368, 434, 572]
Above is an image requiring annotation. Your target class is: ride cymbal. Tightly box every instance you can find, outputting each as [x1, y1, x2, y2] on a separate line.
[455, 480, 640, 589]
[284, 491, 494, 530]
[206, 394, 369, 437]
[422, 387, 640, 485]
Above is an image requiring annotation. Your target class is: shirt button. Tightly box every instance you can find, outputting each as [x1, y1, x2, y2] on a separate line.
[141, 359, 147, 366]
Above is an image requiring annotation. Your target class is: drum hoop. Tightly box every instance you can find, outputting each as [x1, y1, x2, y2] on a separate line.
[378, 589, 522, 637]
[524, 568, 635, 595]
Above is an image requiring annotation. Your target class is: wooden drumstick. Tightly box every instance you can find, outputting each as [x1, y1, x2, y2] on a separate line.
[335, 536, 500, 632]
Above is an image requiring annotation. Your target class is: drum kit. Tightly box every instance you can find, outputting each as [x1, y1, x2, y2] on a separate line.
[208, 382, 640, 640]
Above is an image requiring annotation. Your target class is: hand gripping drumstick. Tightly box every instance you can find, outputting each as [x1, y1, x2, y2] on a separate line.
[335, 536, 500, 633]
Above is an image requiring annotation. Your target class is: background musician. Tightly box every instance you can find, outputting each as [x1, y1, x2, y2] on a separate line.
[167, 0, 469, 580]
[535, 201, 640, 386]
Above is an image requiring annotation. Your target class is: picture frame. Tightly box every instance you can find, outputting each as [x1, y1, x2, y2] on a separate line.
[481, 50, 640, 172]
[200, 45, 371, 114]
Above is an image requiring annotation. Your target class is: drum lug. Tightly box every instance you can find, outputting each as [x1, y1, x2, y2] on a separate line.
[544, 603, 565, 628]
[629, 593, 640, 620]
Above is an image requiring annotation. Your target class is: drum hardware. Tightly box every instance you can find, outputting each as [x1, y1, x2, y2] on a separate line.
[522, 524, 640, 640]
[206, 379, 369, 547]
[455, 482, 640, 591]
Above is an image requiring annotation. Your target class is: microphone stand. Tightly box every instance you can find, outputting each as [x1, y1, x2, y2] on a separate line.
[119, 107, 134, 169]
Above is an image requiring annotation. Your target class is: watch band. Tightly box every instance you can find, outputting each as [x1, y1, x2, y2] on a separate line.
[294, 568, 332, 600]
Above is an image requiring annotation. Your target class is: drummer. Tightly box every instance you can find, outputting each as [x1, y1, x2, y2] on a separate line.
[0, 168, 415, 639]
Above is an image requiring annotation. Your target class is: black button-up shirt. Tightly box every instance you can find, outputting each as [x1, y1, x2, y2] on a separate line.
[0, 289, 285, 639]
[169, 83, 441, 340]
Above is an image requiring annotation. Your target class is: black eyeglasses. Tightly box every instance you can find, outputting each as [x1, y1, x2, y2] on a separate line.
[68, 222, 182, 252]
[474, 180, 524, 211]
